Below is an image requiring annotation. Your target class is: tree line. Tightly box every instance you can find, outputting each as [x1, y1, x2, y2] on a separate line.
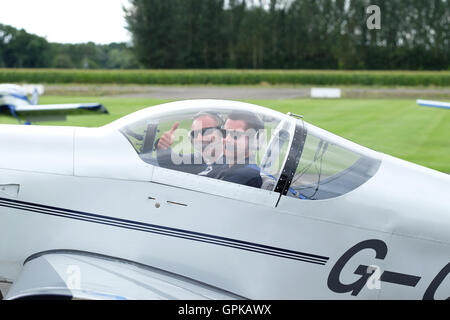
[1, 0, 448, 70]
[125, 0, 449, 70]
[0, 24, 139, 69]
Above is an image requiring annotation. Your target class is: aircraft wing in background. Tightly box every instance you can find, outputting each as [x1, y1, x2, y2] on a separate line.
[417, 99, 450, 110]
[0, 83, 108, 123]
[2, 102, 108, 123]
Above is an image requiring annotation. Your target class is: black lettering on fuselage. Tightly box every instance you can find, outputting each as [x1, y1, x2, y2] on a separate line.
[423, 263, 450, 300]
[327, 239, 388, 296]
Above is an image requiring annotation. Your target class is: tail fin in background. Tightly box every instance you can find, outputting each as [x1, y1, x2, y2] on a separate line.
[30, 88, 39, 105]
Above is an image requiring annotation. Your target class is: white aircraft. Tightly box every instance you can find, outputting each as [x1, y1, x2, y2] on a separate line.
[417, 99, 450, 110]
[0, 84, 108, 124]
[0, 99, 448, 300]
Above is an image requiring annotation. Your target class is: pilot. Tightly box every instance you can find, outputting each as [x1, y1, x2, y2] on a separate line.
[211, 111, 264, 189]
[156, 110, 226, 176]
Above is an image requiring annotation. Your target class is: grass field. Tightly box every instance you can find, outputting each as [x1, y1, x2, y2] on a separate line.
[1, 96, 449, 173]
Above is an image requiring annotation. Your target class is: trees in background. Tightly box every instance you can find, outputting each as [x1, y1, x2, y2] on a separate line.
[0, 24, 139, 69]
[49, 42, 139, 69]
[0, 24, 51, 68]
[1, 0, 448, 70]
[124, 0, 228, 68]
[125, 0, 449, 70]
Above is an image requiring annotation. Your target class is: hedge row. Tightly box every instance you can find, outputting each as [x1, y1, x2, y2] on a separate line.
[1, 69, 449, 86]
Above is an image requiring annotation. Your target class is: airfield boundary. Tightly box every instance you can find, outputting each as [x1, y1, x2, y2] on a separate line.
[1, 69, 449, 87]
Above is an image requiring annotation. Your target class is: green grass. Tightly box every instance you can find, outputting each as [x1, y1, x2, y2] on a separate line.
[1, 97, 449, 173]
[255, 99, 450, 173]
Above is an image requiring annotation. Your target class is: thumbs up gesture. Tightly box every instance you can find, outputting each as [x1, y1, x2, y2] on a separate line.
[157, 122, 179, 150]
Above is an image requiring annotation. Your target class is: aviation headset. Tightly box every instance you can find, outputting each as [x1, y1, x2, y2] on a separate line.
[190, 110, 225, 143]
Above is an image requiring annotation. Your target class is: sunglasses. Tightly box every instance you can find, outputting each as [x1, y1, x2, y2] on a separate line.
[190, 127, 222, 140]
[190, 127, 253, 140]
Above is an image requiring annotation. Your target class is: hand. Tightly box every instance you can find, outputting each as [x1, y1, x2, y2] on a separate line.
[157, 122, 179, 150]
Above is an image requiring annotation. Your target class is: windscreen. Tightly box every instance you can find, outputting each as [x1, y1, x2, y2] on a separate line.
[287, 123, 381, 200]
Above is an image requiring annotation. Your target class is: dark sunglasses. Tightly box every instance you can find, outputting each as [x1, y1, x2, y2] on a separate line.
[190, 128, 252, 140]
[190, 127, 222, 140]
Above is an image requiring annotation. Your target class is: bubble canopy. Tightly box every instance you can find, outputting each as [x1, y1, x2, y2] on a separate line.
[106, 100, 291, 131]
[108, 100, 381, 200]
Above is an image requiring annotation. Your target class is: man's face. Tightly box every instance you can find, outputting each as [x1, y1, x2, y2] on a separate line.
[191, 115, 223, 160]
[223, 119, 249, 164]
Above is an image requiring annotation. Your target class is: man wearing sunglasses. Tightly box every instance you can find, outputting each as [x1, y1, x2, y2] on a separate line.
[212, 111, 264, 189]
[156, 110, 226, 176]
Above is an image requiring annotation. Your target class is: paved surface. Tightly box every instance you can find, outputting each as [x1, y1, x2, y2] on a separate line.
[45, 85, 450, 100]
[116, 86, 312, 99]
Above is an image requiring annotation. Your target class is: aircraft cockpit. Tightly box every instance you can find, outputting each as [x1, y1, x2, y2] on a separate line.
[113, 100, 381, 201]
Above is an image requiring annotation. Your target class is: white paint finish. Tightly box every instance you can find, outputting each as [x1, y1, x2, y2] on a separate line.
[6, 253, 240, 300]
[417, 99, 450, 109]
[0, 169, 389, 299]
[0, 84, 27, 96]
[0, 124, 74, 175]
[151, 166, 279, 207]
[0, 184, 20, 198]
[379, 234, 450, 300]
[0, 282, 11, 298]
[0, 99, 448, 299]
[15, 104, 99, 112]
[0, 83, 105, 118]
[367, 155, 450, 244]
[277, 153, 450, 245]
[74, 127, 154, 181]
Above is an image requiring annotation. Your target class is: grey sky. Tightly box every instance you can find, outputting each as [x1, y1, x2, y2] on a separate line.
[0, 0, 132, 44]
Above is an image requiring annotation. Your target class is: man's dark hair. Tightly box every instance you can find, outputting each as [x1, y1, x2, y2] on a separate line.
[227, 111, 264, 131]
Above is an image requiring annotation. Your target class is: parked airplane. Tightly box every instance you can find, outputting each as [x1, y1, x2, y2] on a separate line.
[0, 84, 108, 124]
[417, 99, 450, 110]
[0, 100, 448, 300]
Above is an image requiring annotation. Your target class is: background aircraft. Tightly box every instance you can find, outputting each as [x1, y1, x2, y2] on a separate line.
[417, 99, 450, 110]
[0, 84, 108, 124]
[0, 100, 448, 300]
